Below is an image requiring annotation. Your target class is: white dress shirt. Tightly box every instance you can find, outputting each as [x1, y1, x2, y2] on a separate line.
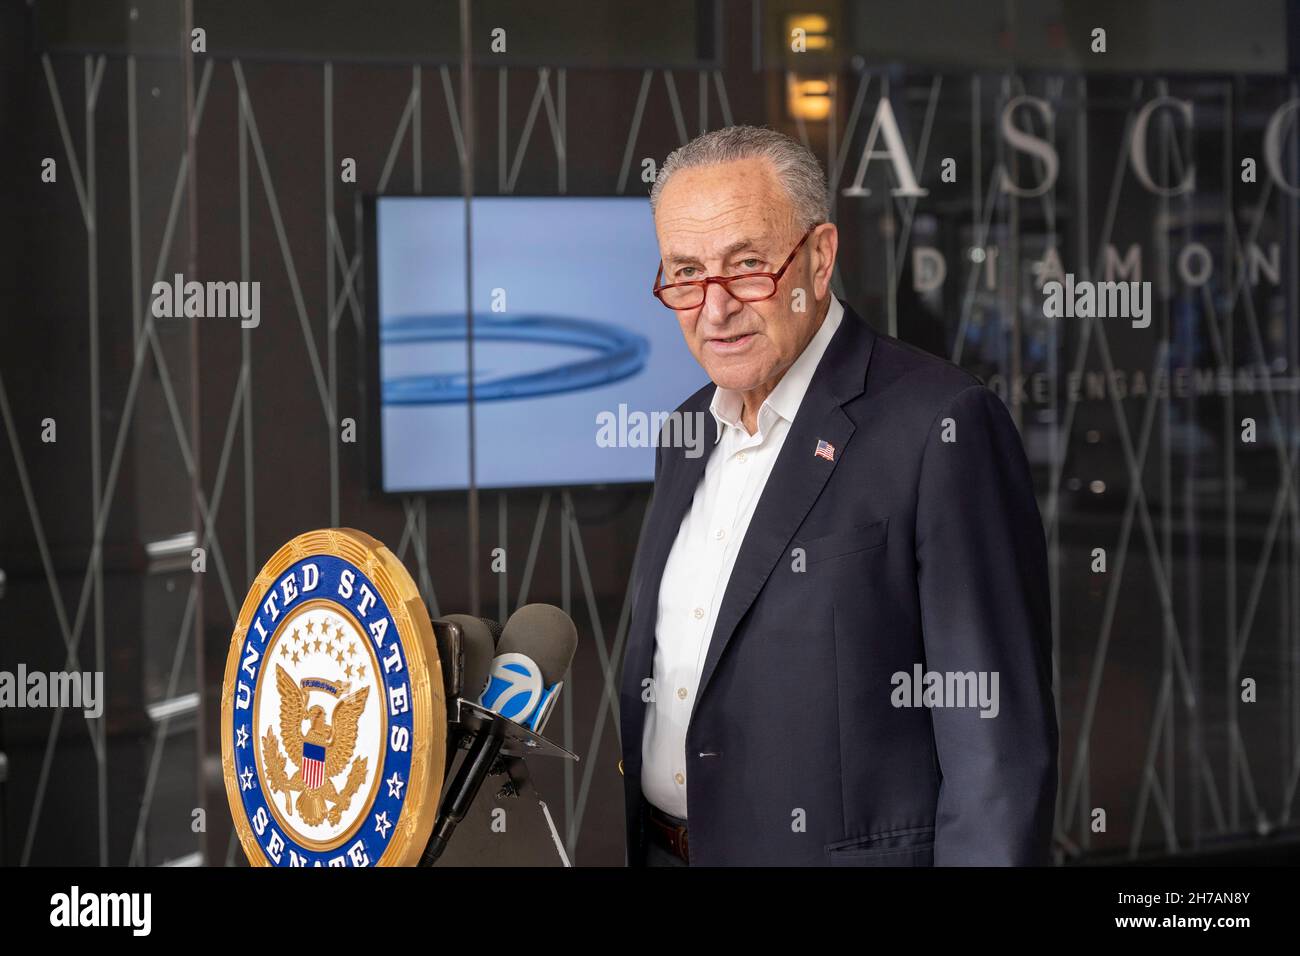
[640, 295, 845, 818]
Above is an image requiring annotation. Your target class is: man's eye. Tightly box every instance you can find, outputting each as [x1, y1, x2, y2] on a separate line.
[740, 258, 761, 270]
[679, 267, 698, 278]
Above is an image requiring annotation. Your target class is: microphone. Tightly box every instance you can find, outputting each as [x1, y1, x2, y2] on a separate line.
[476, 616, 504, 645]
[431, 614, 502, 786]
[420, 604, 577, 865]
[437, 613, 498, 702]
[497, 604, 578, 685]
[480, 603, 579, 733]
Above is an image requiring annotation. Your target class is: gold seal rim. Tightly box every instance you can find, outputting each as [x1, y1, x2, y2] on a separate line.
[220, 528, 446, 867]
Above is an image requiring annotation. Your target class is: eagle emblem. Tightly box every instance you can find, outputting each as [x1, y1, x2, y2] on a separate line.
[261, 664, 371, 827]
[222, 530, 446, 866]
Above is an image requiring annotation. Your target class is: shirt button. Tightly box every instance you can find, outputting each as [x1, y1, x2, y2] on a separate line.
[674, 772, 685, 785]
[737, 452, 748, 462]
[677, 686, 688, 700]
[693, 607, 704, 620]
[713, 528, 725, 540]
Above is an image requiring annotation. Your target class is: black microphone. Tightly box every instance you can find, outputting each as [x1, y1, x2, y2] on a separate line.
[437, 613, 498, 701]
[420, 604, 577, 865]
[431, 613, 502, 788]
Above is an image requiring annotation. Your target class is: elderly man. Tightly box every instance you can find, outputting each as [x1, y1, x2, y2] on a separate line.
[618, 125, 1057, 866]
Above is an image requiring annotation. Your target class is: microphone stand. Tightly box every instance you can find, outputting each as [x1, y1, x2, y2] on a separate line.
[418, 699, 578, 866]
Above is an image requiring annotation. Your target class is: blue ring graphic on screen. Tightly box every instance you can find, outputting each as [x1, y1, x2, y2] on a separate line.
[380, 313, 651, 405]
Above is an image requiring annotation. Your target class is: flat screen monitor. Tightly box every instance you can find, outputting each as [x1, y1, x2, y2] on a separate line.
[370, 196, 709, 493]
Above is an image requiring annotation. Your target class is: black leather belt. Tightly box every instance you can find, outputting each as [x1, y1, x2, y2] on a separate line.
[646, 805, 690, 864]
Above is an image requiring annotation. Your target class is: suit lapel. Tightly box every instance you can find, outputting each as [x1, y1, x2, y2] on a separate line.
[694, 308, 876, 704]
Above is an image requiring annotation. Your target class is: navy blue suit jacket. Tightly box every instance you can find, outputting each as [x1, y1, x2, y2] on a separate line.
[619, 303, 1058, 866]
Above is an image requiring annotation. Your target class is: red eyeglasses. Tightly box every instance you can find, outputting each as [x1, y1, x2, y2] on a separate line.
[652, 227, 815, 311]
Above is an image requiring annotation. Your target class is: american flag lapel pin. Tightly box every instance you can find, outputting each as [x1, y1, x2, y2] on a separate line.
[814, 438, 836, 462]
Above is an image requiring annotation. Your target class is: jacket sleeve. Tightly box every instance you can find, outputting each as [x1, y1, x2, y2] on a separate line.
[914, 383, 1058, 865]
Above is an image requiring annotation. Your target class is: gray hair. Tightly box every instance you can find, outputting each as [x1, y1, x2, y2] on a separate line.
[648, 125, 829, 230]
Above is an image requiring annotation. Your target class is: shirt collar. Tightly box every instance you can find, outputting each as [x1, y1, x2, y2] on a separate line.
[709, 295, 845, 444]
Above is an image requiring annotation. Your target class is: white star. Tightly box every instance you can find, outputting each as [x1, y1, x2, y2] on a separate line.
[236, 725, 249, 749]
[374, 811, 392, 838]
[240, 766, 255, 791]
[386, 772, 405, 799]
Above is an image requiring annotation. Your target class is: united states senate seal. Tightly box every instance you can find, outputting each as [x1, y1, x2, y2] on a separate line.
[221, 529, 445, 866]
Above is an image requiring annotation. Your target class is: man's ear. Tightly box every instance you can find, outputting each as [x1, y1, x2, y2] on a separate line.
[811, 223, 839, 299]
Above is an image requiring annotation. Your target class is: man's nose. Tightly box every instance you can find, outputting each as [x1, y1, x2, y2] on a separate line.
[699, 279, 743, 327]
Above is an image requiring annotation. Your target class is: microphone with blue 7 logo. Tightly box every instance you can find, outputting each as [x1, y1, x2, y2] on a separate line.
[420, 603, 579, 865]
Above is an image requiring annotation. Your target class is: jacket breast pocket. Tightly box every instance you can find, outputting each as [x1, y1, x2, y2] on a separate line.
[825, 825, 934, 867]
[795, 516, 889, 566]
